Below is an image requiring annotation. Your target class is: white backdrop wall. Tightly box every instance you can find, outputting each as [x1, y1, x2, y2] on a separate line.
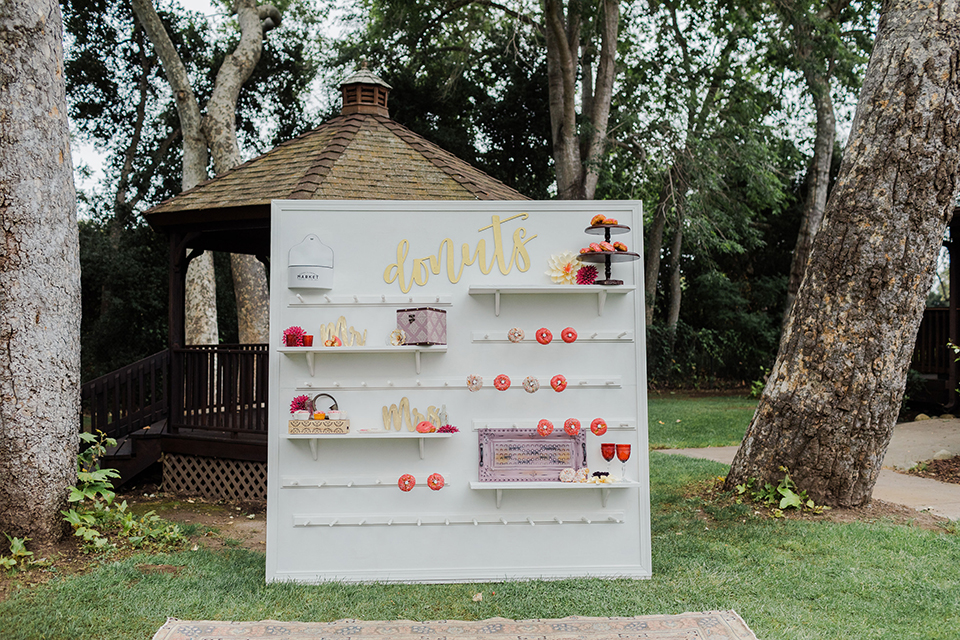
[266, 201, 650, 583]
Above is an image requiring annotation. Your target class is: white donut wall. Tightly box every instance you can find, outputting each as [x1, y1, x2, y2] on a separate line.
[266, 200, 651, 583]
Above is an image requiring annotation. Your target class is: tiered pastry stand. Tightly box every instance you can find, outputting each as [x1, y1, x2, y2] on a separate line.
[579, 224, 640, 285]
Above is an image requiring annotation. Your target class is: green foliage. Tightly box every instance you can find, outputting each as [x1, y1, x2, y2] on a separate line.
[66, 0, 323, 371]
[328, 0, 556, 198]
[735, 467, 830, 516]
[64, 432, 189, 554]
[0, 534, 34, 573]
[78, 219, 168, 381]
[61, 500, 190, 554]
[749, 368, 769, 399]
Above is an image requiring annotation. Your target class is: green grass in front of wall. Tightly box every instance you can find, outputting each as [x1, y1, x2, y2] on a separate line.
[3, 453, 958, 640]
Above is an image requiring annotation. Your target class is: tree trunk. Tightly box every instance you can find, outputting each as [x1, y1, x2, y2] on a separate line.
[725, 0, 960, 507]
[782, 72, 837, 324]
[0, 0, 81, 542]
[644, 205, 667, 326]
[132, 0, 219, 346]
[644, 163, 681, 324]
[665, 217, 684, 333]
[664, 216, 684, 354]
[203, 0, 277, 344]
[542, 0, 617, 200]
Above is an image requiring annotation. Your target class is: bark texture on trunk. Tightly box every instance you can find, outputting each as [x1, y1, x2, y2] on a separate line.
[783, 69, 837, 324]
[204, 0, 277, 344]
[726, 0, 960, 507]
[231, 253, 270, 343]
[0, 0, 81, 542]
[133, 0, 219, 346]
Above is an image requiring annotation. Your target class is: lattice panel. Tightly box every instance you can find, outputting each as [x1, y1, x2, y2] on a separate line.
[163, 454, 266, 501]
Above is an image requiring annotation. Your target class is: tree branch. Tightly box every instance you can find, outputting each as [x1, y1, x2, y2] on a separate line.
[131, 0, 208, 191]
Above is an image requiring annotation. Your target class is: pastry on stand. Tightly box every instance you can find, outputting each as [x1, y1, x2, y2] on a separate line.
[579, 221, 640, 286]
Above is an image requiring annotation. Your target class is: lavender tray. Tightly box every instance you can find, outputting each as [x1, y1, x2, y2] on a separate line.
[477, 428, 587, 482]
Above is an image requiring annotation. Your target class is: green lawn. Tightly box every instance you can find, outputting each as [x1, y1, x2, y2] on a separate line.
[3, 453, 958, 640]
[648, 393, 756, 448]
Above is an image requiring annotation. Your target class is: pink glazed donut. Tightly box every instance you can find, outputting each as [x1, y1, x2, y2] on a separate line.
[564, 418, 581, 436]
[590, 418, 608, 436]
[494, 374, 511, 391]
[537, 419, 554, 437]
[550, 375, 567, 392]
[398, 474, 416, 492]
[427, 473, 445, 491]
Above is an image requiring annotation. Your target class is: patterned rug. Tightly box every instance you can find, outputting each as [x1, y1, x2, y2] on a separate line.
[151, 612, 758, 640]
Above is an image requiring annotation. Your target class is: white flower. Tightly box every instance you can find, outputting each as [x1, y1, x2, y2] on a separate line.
[546, 251, 582, 284]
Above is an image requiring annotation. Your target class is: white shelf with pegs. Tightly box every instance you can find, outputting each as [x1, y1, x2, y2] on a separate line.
[285, 431, 452, 460]
[471, 330, 634, 343]
[469, 480, 641, 508]
[468, 284, 634, 316]
[296, 376, 622, 391]
[292, 511, 627, 527]
[279, 344, 446, 375]
[290, 293, 453, 307]
[471, 419, 637, 431]
[281, 476, 453, 489]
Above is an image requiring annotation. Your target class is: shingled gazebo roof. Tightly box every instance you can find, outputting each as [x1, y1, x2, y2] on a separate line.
[145, 69, 527, 256]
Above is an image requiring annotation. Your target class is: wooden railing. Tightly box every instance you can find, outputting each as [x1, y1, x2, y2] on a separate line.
[913, 307, 952, 374]
[170, 344, 269, 437]
[80, 350, 170, 440]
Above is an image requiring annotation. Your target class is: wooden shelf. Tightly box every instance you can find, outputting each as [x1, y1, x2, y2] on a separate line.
[469, 480, 640, 508]
[279, 344, 447, 375]
[467, 285, 635, 316]
[285, 431, 452, 460]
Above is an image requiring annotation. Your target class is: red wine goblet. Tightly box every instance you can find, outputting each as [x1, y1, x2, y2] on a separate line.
[600, 443, 616, 472]
[616, 444, 632, 479]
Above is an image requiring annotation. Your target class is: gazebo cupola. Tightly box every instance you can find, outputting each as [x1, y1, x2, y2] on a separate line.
[339, 65, 391, 116]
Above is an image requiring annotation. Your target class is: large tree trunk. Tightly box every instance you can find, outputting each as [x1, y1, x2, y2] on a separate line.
[542, 0, 618, 200]
[203, 0, 278, 344]
[725, 0, 960, 507]
[782, 71, 837, 324]
[132, 0, 219, 346]
[0, 0, 81, 542]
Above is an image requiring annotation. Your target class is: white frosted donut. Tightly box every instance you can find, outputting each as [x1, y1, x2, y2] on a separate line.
[522, 376, 539, 393]
[559, 468, 576, 483]
[507, 327, 525, 342]
[466, 374, 483, 392]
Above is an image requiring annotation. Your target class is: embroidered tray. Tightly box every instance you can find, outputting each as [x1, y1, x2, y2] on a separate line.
[477, 428, 586, 482]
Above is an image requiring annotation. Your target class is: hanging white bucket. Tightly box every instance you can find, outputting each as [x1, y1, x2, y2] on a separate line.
[288, 234, 334, 289]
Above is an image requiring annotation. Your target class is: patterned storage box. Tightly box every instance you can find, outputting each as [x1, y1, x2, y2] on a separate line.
[477, 428, 587, 481]
[288, 419, 350, 434]
[397, 307, 447, 345]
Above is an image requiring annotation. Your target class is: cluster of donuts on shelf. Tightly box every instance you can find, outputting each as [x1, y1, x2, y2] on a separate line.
[397, 472, 445, 492]
[536, 417, 608, 437]
[580, 214, 629, 254]
[506, 326, 578, 344]
[466, 374, 567, 393]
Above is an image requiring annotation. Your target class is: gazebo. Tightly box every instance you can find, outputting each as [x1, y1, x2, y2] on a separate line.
[84, 69, 527, 500]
